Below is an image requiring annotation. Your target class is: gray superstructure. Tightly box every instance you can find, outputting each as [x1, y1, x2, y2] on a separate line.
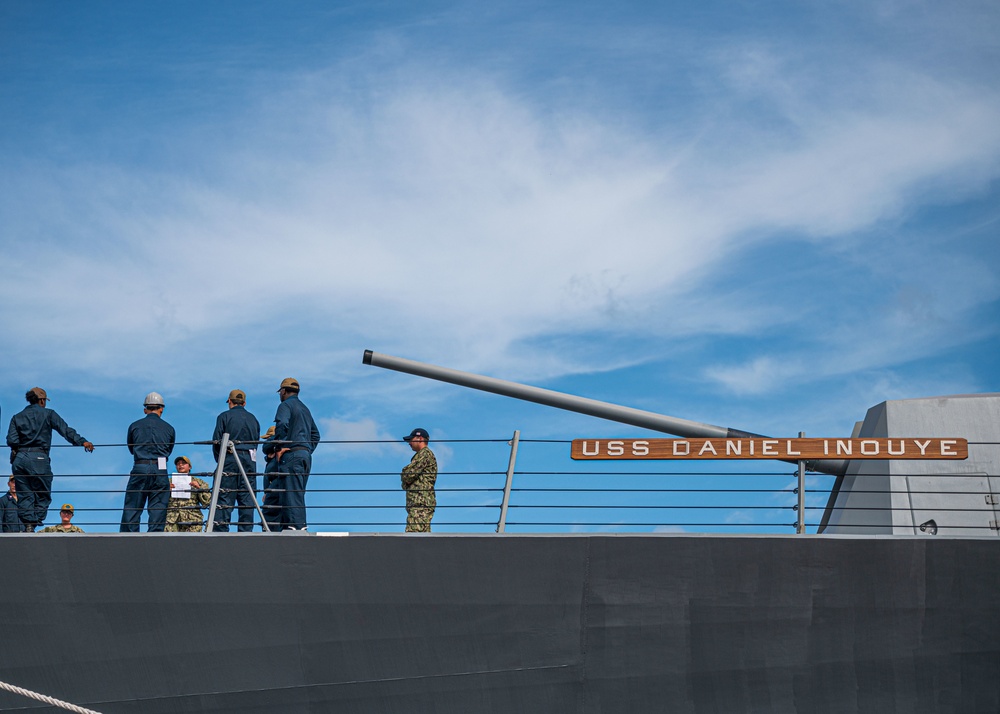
[820, 393, 1000, 534]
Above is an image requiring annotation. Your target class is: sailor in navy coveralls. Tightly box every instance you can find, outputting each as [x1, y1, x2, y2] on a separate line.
[212, 388, 261, 532]
[6, 387, 94, 532]
[120, 392, 175, 532]
[271, 378, 320, 531]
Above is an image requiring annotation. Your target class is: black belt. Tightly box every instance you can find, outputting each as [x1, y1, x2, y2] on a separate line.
[286, 446, 310, 452]
[134, 459, 162, 465]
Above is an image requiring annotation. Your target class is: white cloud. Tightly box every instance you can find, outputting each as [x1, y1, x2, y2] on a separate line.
[705, 357, 796, 396]
[316, 417, 403, 458]
[2, 46, 998, 398]
[652, 525, 689, 534]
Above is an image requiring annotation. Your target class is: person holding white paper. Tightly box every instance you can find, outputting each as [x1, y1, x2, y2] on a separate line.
[166, 456, 212, 532]
[120, 392, 175, 532]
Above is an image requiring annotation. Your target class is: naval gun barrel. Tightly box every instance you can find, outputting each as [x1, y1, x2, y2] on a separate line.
[363, 350, 849, 476]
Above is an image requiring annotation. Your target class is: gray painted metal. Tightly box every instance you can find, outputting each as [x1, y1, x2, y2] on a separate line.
[204, 434, 269, 533]
[226, 438, 270, 533]
[363, 350, 851, 476]
[821, 393, 1000, 535]
[1, 534, 998, 713]
[497, 430, 519, 534]
[796, 431, 805, 534]
[206, 432, 229, 530]
[363, 349, 729, 438]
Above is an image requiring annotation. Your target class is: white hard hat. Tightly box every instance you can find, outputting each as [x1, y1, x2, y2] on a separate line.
[143, 392, 165, 407]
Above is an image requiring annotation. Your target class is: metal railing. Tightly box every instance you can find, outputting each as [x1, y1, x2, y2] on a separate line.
[2, 435, 997, 535]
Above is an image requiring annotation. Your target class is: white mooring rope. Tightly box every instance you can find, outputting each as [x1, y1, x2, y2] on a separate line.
[0, 679, 103, 714]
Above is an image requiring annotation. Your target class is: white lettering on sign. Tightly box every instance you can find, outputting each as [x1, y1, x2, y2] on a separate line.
[860, 440, 879, 456]
[570, 437, 969, 460]
[698, 441, 717, 456]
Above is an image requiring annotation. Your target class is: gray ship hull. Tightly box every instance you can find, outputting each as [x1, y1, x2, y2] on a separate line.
[2, 533, 998, 713]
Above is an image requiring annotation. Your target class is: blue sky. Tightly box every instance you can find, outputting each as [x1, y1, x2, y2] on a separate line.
[1, 1, 998, 532]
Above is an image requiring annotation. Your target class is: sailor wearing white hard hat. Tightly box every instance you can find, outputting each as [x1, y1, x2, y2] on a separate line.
[120, 391, 176, 532]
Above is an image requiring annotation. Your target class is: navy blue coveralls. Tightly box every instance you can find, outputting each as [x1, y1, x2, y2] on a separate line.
[212, 405, 261, 532]
[271, 394, 320, 530]
[0, 490, 24, 532]
[121, 412, 175, 532]
[6, 403, 90, 529]
[261, 436, 281, 531]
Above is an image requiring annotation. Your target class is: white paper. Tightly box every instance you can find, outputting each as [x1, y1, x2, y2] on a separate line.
[249, 450, 257, 462]
[157, 457, 167, 470]
[171, 473, 192, 499]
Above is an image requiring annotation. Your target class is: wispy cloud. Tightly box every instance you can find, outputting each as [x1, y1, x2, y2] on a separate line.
[1, 5, 997, 405]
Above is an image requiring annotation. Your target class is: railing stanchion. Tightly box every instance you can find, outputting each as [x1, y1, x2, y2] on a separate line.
[497, 430, 520, 533]
[205, 433, 229, 533]
[227, 440, 270, 532]
[797, 431, 806, 534]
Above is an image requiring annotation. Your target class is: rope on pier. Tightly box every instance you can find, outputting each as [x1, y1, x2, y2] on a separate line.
[0, 678, 103, 714]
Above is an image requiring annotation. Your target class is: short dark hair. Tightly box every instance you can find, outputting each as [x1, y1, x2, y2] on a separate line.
[25, 390, 40, 405]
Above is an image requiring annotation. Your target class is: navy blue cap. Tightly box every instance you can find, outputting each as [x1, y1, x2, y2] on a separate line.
[404, 428, 429, 441]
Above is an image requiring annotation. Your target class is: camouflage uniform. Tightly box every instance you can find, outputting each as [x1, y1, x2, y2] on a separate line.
[39, 524, 85, 533]
[165, 477, 212, 533]
[401, 447, 437, 532]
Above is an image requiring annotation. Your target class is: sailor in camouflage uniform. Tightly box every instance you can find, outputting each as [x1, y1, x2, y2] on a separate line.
[166, 456, 212, 533]
[40, 503, 85, 533]
[401, 428, 437, 533]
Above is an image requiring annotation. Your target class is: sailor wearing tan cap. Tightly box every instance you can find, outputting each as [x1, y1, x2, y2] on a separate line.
[211, 389, 261, 532]
[40, 503, 85, 533]
[270, 378, 320, 530]
[6, 387, 94, 532]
